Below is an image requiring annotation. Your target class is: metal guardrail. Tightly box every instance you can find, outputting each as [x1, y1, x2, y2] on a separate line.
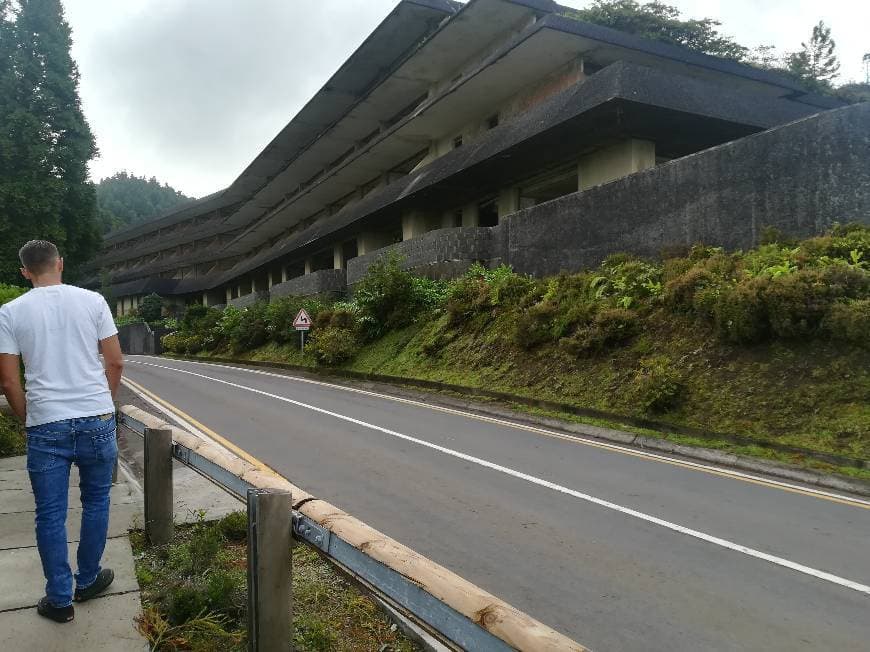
[119, 409, 523, 651]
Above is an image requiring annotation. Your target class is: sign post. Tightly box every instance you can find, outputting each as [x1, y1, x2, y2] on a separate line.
[293, 309, 311, 352]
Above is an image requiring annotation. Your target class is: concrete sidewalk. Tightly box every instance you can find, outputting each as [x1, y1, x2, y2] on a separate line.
[0, 455, 146, 651]
[0, 448, 242, 652]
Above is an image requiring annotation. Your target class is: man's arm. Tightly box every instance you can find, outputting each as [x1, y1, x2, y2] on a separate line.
[100, 335, 124, 399]
[0, 354, 26, 422]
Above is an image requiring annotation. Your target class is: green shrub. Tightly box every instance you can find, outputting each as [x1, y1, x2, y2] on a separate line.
[187, 524, 224, 575]
[265, 296, 327, 344]
[0, 284, 26, 307]
[0, 414, 25, 457]
[825, 300, 870, 348]
[354, 252, 445, 338]
[632, 356, 684, 413]
[184, 334, 204, 355]
[512, 301, 559, 349]
[663, 266, 715, 313]
[161, 332, 181, 353]
[167, 584, 208, 625]
[205, 569, 244, 618]
[218, 511, 248, 542]
[139, 293, 165, 323]
[314, 307, 357, 331]
[712, 278, 768, 344]
[561, 308, 638, 355]
[309, 327, 358, 366]
[590, 257, 663, 308]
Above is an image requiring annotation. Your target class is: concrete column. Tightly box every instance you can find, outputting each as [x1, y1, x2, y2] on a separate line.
[281, 267, 288, 283]
[578, 139, 655, 191]
[304, 258, 312, 275]
[497, 187, 520, 220]
[250, 278, 256, 294]
[462, 202, 479, 227]
[268, 273, 274, 290]
[202, 293, 208, 307]
[402, 211, 428, 241]
[226, 287, 232, 304]
[333, 243, 345, 270]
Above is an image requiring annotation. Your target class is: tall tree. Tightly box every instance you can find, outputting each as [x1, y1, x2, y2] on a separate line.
[96, 171, 194, 233]
[0, 0, 99, 285]
[787, 20, 841, 90]
[566, 0, 748, 61]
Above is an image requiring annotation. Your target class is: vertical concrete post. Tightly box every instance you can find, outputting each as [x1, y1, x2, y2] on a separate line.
[143, 427, 174, 545]
[333, 243, 344, 270]
[250, 278, 256, 295]
[304, 259, 313, 275]
[226, 287, 232, 304]
[281, 266, 288, 283]
[247, 489, 292, 652]
[462, 202, 479, 227]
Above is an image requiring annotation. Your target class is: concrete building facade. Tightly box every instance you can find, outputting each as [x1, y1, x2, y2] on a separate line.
[84, 0, 868, 315]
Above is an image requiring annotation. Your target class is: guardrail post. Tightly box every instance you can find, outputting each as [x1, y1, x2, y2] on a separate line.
[143, 427, 174, 545]
[247, 488, 293, 652]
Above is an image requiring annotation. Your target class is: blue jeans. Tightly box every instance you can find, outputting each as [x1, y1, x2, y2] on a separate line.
[27, 415, 118, 608]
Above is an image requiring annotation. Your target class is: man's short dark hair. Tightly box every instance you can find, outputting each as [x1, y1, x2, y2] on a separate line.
[19, 240, 60, 274]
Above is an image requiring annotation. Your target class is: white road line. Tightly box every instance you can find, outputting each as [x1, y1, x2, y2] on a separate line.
[129, 355, 870, 508]
[126, 357, 870, 596]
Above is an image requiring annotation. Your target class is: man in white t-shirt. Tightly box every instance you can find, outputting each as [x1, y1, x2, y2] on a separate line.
[0, 241, 125, 624]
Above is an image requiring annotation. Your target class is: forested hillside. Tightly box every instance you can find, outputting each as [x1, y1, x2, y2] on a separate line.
[97, 172, 194, 233]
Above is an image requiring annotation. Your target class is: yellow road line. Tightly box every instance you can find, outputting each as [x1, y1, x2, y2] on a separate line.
[123, 376, 277, 475]
[124, 363, 870, 511]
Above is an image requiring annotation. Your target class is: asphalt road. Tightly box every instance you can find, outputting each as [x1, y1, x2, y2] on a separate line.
[122, 355, 870, 651]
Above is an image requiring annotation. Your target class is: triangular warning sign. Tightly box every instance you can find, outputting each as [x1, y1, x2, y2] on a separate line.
[293, 308, 312, 330]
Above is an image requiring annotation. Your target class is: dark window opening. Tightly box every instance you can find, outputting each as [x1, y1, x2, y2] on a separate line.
[478, 199, 499, 227]
[310, 249, 334, 273]
[518, 167, 579, 208]
[342, 239, 358, 262]
[453, 135, 463, 149]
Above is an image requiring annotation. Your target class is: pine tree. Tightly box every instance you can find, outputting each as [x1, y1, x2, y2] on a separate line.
[0, 0, 100, 285]
[787, 21, 841, 90]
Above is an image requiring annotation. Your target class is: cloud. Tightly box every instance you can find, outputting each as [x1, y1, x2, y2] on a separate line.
[66, 1, 869, 197]
[65, 0, 396, 196]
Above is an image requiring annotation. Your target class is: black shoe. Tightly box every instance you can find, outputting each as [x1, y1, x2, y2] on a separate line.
[74, 568, 114, 603]
[37, 597, 74, 623]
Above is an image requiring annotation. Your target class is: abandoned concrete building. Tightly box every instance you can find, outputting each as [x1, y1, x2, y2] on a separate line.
[87, 0, 870, 316]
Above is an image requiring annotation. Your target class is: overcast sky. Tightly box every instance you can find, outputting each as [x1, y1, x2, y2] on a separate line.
[61, 0, 869, 198]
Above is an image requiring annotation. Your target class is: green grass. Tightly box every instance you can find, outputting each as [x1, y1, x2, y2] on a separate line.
[0, 413, 25, 458]
[131, 513, 418, 652]
[171, 311, 870, 481]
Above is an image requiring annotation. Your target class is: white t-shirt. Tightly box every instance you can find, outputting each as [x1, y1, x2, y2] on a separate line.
[0, 285, 118, 427]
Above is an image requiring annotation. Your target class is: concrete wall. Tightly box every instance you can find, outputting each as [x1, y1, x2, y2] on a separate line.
[270, 269, 347, 299]
[347, 226, 500, 286]
[118, 322, 156, 355]
[228, 291, 269, 309]
[343, 103, 869, 282]
[503, 103, 870, 277]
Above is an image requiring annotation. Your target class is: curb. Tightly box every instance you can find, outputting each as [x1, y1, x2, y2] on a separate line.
[163, 355, 870, 499]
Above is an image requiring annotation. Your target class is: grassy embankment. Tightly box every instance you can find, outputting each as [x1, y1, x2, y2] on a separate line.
[133, 511, 417, 652]
[161, 225, 870, 479]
